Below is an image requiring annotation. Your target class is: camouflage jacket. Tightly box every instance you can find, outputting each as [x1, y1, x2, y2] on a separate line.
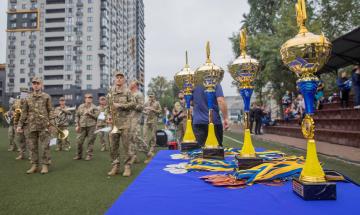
[54, 106, 72, 127]
[131, 91, 144, 121]
[18, 92, 53, 132]
[106, 85, 135, 129]
[144, 100, 162, 124]
[96, 105, 108, 127]
[75, 103, 99, 127]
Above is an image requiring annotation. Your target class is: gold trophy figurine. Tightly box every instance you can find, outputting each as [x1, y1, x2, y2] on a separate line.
[229, 28, 263, 169]
[280, 0, 335, 200]
[195, 41, 225, 160]
[174, 51, 199, 151]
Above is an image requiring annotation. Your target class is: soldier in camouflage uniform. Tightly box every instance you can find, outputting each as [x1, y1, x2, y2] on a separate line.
[143, 91, 162, 163]
[54, 97, 72, 151]
[14, 88, 30, 160]
[6, 99, 16, 152]
[17, 77, 53, 174]
[73, 93, 99, 161]
[129, 80, 149, 162]
[172, 92, 187, 142]
[107, 72, 135, 177]
[96, 96, 109, 151]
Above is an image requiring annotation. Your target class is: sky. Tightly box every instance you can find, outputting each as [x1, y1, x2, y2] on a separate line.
[0, 0, 250, 96]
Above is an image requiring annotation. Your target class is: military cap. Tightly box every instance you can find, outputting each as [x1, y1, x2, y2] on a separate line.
[99, 96, 106, 100]
[59, 97, 65, 101]
[114, 71, 125, 77]
[31, 76, 43, 83]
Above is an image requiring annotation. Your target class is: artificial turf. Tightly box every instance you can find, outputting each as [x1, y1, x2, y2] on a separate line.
[0, 127, 359, 215]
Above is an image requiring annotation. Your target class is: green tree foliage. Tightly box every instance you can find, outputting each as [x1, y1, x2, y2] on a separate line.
[230, 0, 360, 106]
[147, 76, 179, 110]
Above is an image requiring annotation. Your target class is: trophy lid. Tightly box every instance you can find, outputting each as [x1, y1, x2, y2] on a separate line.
[194, 41, 224, 87]
[174, 51, 195, 89]
[230, 29, 259, 86]
[280, 0, 332, 77]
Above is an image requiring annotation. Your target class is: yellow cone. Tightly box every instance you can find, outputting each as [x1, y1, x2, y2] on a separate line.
[300, 139, 326, 183]
[204, 123, 219, 148]
[240, 129, 256, 157]
[183, 119, 197, 143]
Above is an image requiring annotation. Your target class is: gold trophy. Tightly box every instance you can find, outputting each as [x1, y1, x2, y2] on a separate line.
[229, 29, 263, 169]
[280, 0, 335, 200]
[174, 51, 199, 151]
[195, 41, 225, 160]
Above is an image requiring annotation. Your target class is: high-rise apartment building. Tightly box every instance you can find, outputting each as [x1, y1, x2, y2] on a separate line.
[5, 0, 145, 106]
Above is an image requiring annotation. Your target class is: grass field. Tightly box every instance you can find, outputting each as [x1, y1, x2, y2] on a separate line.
[0, 127, 359, 215]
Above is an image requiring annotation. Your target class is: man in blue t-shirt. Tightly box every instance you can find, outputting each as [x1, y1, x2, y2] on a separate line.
[192, 84, 229, 146]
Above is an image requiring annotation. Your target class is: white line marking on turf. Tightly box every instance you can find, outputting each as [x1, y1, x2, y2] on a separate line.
[224, 135, 243, 145]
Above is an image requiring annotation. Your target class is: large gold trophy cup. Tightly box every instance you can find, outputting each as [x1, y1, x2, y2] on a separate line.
[280, 0, 335, 200]
[174, 51, 200, 151]
[195, 42, 225, 160]
[229, 29, 263, 169]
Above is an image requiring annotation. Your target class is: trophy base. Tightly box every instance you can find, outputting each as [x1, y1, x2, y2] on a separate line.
[292, 178, 336, 200]
[181, 142, 200, 152]
[235, 155, 263, 170]
[202, 148, 224, 160]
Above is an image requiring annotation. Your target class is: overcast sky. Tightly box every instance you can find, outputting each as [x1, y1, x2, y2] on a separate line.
[0, 0, 249, 96]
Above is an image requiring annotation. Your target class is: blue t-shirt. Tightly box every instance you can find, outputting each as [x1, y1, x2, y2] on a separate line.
[192, 84, 224, 125]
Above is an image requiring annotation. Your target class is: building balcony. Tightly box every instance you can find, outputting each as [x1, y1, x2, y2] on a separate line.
[28, 72, 36, 77]
[8, 45, 16, 49]
[75, 60, 82, 65]
[8, 82, 15, 87]
[29, 35, 36, 40]
[101, 2, 108, 9]
[76, 31, 83, 36]
[29, 43, 36, 48]
[76, 2, 83, 7]
[29, 53, 36, 58]
[8, 64, 15, 68]
[76, 21, 83, 26]
[8, 36, 16, 40]
[10, 0, 17, 3]
[8, 54, 16, 59]
[75, 79, 82, 85]
[75, 40, 83, 45]
[8, 72, 15, 78]
[76, 11, 83, 16]
[75, 69, 82, 74]
[28, 62, 35, 67]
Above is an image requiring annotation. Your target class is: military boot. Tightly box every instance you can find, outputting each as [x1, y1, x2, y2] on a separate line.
[107, 165, 119, 176]
[100, 146, 106, 152]
[122, 165, 132, 177]
[26, 164, 38, 174]
[73, 155, 82, 160]
[85, 155, 92, 161]
[15, 154, 25, 160]
[41, 165, 49, 174]
[144, 152, 154, 164]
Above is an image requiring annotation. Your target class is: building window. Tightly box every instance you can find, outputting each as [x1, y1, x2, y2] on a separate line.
[66, 74, 72, 81]
[88, 8, 93, 13]
[87, 17, 93, 22]
[20, 59, 25, 65]
[21, 32, 25, 36]
[87, 45, 92, 51]
[39, 59, 43, 64]
[20, 78, 26, 83]
[11, 23, 16, 28]
[20, 69, 25, 74]
[21, 41, 25, 46]
[66, 65, 72, 71]
[39, 68, 43, 73]
[39, 49, 43, 54]
[87, 26, 92, 32]
[86, 84, 92, 89]
[86, 74, 92, 80]
[88, 0, 93, 3]
[86, 65, 92, 70]
[67, 45, 72, 51]
[86, 55, 92, 61]
[22, 23, 28, 28]
[21, 50, 26, 55]
[87, 36, 92, 41]
[22, 14, 27, 18]
[22, 4, 26, 9]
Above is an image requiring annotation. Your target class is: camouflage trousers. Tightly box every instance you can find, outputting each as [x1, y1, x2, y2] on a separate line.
[130, 122, 148, 154]
[110, 128, 135, 167]
[8, 126, 16, 150]
[144, 123, 157, 154]
[15, 130, 27, 157]
[176, 120, 186, 143]
[27, 130, 51, 165]
[76, 126, 96, 158]
[97, 127, 109, 150]
[56, 126, 70, 150]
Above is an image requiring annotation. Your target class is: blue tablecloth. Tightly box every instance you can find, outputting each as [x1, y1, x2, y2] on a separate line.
[106, 150, 360, 215]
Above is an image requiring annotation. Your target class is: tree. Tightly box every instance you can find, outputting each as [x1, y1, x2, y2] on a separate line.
[147, 76, 179, 111]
